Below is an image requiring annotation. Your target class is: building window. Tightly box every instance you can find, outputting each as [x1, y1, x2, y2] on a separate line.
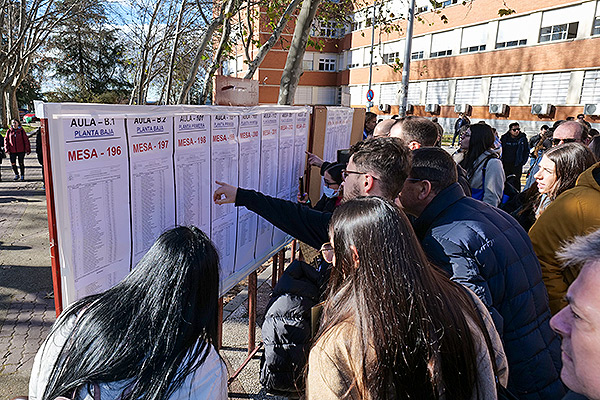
[489, 75, 522, 104]
[415, 5, 428, 14]
[460, 45, 486, 53]
[539, 22, 578, 42]
[411, 51, 424, 60]
[319, 21, 338, 38]
[430, 49, 452, 58]
[495, 39, 527, 49]
[319, 58, 336, 71]
[383, 52, 400, 64]
[581, 70, 600, 104]
[433, 0, 458, 8]
[303, 60, 314, 71]
[593, 17, 600, 35]
[530, 72, 571, 104]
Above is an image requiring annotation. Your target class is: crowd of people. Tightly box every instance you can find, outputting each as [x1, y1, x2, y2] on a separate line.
[28, 113, 600, 400]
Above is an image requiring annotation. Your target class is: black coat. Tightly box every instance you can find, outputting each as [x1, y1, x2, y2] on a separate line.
[413, 183, 564, 400]
[259, 260, 329, 396]
[236, 188, 330, 249]
[501, 131, 529, 167]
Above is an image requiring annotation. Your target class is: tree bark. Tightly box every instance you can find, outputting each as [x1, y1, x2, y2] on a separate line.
[176, 15, 223, 104]
[165, 0, 187, 104]
[244, 0, 303, 80]
[278, 0, 320, 105]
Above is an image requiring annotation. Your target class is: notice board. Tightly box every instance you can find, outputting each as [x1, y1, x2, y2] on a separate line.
[39, 103, 311, 310]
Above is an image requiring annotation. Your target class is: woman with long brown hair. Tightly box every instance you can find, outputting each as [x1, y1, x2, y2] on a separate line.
[307, 197, 507, 399]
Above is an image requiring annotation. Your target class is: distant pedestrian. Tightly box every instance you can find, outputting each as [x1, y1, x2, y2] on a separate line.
[500, 122, 529, 191]
[363, 112, 377, 139]
[452, 112, 470, 146]
[35, 128, 44, 183]
[4, 119, 31, 181]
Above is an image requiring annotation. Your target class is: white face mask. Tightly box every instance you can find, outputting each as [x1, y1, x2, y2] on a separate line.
[323, 185, 339, 198]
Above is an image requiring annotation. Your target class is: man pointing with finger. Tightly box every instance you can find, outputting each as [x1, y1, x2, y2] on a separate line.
[213, 137, 411, 249]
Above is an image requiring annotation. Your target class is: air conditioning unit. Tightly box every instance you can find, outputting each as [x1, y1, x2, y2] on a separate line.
[489, 104, 508, 114]
[425, 103, 440, 114]
[406, 104, 414, 114]
[454, 104, 472, 114]
[584, 103, 600, 116]
[531, 103, 552, 115]
[378, 104, 391, 113]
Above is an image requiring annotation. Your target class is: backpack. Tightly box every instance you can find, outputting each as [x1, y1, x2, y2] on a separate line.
[470, 155, 518, 205]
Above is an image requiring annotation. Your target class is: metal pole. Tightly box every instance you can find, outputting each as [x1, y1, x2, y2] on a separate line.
[399, 0, 416, 118]
[248, 271, 257, 354]
[367, 1, 376, 112]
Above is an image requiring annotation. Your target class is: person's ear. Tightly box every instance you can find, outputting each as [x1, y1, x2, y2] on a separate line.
[363, 174, 376, 193]
[408, 141, 421, 150]
[418, 180, 432, 200]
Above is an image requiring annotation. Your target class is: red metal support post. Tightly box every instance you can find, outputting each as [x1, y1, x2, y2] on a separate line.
[271, 254, 278, 287]
[248, 271, 257, 354]
[291, 239, 297, 261]
[278, 249, 285, 279]
[217, 297, 223, 350]
[40, 118, 63, 316]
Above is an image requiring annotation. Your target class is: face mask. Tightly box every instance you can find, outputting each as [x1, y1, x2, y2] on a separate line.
[323, 185, 339, 198]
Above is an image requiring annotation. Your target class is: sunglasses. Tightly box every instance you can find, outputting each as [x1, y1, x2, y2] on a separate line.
[511, 128, 520, 131]
[552, 138, 578, 146]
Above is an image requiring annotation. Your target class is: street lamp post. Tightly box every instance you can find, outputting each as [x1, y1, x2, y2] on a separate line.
[367, 1, 376, 111]
[398, 0, 416, 118]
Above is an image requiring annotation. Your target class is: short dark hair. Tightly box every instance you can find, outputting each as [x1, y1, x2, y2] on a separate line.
[508, 122, 520, 131]
[365, 112, 377, 122]
[393, 116, 438, 146]
[410, 147, 458, 194]
[541, 124, 550, 131]
[577, 114, 585, 119]
[349, 137, 411, 199]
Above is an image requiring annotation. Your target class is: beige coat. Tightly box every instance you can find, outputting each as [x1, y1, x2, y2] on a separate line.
[306, 293, 508, 400]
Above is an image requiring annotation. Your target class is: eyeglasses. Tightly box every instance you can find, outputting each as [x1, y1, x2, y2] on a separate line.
[324, 179, 337, 188]
[320, 242, 334, 263]
[406, 177, 438, 183]
[552, 138, 578, 146]
[512, 128, 521, 132]
[342, 169, 367, 180]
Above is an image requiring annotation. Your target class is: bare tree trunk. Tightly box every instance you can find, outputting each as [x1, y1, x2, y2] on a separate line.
[278, 0, 320, 105]
[7, 85, 18, 122]
[199, 1, 236, 103]
[0, 85, 8, 128]
[244, 0, 303, 80]
[165, 0, 187, 104]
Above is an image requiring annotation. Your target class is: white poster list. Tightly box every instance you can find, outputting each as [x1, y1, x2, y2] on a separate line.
[174, 113, 211, 234]
[291, 111, 309, 201]
[126, 115, 177, 265]
[42, 104, 314, 308]
[59, 115, 132, 300]
[322, 107, 354, 195]
[255, 112, 280, 256]
[235, 113, 261, 270]
[272, 112, 296, 245]
[210, 113, 240, 279]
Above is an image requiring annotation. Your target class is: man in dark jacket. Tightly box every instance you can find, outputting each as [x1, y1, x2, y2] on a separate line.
[452, 112, 470, 146]
[213, 137, 411, 249]
[501, 122, 529, 191]
[400, 147, 565, 400]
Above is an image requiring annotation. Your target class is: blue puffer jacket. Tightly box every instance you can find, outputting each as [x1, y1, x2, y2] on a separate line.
[412, 183, 564, 400]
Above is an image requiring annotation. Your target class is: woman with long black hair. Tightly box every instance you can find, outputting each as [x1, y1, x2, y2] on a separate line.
[29, 226, 227, 400]
[307, 197, 507, 399]
[460, 123, 506, 207]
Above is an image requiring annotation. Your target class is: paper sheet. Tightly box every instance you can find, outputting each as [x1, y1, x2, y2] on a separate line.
[235, 113, 261, 268]
[174, 113, 211, 234]
[255, 112, 279, 255]
[211, 114, 239, 279]
[273, 112, 296, 245]
[126, 116, 176, 265]
[60, 116, 131, 299]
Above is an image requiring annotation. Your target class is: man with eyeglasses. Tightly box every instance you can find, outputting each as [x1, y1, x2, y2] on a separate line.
[399, 147, 564, 400]
[524, 120, 591, 190]
[213, 137, 411, 249]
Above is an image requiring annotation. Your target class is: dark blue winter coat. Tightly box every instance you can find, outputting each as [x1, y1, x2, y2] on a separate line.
[413, 183, 565, 400]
